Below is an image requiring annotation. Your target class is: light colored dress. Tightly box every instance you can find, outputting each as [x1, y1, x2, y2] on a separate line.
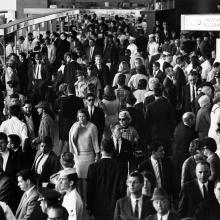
[69, 121, 99, 178]
[208, 103, 220, 146]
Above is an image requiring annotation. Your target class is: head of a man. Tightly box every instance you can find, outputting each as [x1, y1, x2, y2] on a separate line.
[86, 93, 95, 107]
[47, 205, 68, 220]
[59, 170, 78, 192]
[17, 169, 36, 192]
[150, 142, 165, 160]
[152, 188, 169, 216]
[182, 112, 195, 127]
[196, 161, 211, 184]
[22, 100, 33, 116]
[127, 171, 144, 196]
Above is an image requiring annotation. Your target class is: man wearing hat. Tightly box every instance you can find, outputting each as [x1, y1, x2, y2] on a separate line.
[59, 168, 83, 220]
[145, 188, 180, 220]
[38, 187, 62, 218]
[32, 101, 54, 146]
[114, 171, 154, 220]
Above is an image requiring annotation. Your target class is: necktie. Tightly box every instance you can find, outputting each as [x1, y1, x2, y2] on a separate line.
[16, 193, 27, 216]
[203, 184, 207, 199]
[89, 108, 93, 118]
[34, 153, 44, 173]
[134, 199, 139, 218]
[192, 85, 196, 102]
[116, 140, 119, 154]
[0, 154, 3, 170]
[158, 159, 164, 186]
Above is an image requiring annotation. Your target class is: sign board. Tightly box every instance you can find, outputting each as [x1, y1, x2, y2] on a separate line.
[181, 14, 220, 31]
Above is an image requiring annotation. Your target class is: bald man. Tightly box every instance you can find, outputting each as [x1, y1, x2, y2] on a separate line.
[173, 112, 197, 199]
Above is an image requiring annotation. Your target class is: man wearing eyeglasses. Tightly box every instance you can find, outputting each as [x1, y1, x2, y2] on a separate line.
[84, 93, 105, 145]
[114, 171, 154, 220]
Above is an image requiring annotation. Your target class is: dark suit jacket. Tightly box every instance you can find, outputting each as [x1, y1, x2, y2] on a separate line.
[32, 150, 60, 186]
[63, 60, 81, 84]
[0, 172, 12, 207]
[145, 97, 175, 144]
[84, 106, 105, 144]
[182, 84, 198, 113]
[178, 179, 215, 218]
[87, 158, 126, 217]
[96, 64, 111, 92]
[174, 66, 186, 107]
[5, 149, 20, 179]
[163, 76, 177, 108]
[114, 195, 155, 220]
[86, 45, 102, 62]
[155, 70, 166, 84]
[145, 212, 180, 220]
[60, 95, 84, 140]
[194, 197, 220, 220]
[138, 157, 173, 196]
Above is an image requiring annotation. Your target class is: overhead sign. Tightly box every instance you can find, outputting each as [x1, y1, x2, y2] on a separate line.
[181, 14, 220, 31]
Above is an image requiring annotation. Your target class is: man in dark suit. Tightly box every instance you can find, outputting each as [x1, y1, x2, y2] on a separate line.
[87, 139, 126, 220]
[174, 56, 187, 110]
[145, 188, 180, 220]
[138, 142, 173, 197]
[178, 161, 215, 219]
[152, 61, 166, 84]
[31, 52, 51, 102]
[145, 85, 175, 154]
[163, 66, 177, 108]
[114, 171, 154, 220]
[0, 132, 19, 179]
[182, 71, 199, 113]
[63, 52, 81, 84]
[110, 123, 134, 174]
[95, 54, 111, 94]
[86, 38, 102, 62]
[194, 179, 220, 220]
[59, 84, 84, 142]
[85, 93, 105, 144]
[32, 136, 60, 187]
[173, 112, 196, 198]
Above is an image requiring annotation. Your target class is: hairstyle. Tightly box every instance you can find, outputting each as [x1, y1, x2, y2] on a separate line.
[214, 179, 220, 188]
[23, 99, 32, 106]
[41, 136, 53, 149]
[117, 74, 126, 86]
[9, 105, 20, 117]
[0, 132, 8, 143]
[125, 94, 137, 105]
[118, 61, 130, 73]
[202, 137, 217, 153]
[153, 61, 160, 68]
[213, 62, 220, 68]
[189, 138, 204, 156]
[67, 173, 78, 188]
[8, 134, 21, 149]
[148, 142, 163, 154]
[86, 93, 95, 99]
[47, 205, 68, 220]
[138, 79, 147, 90]
[77, 109, 89, 120]
[101, 139, 115, 154]
[67, 83, 75, 94]
[129, 171, 144, 184]
[196, 161, 210, 169]
[143, 172, 156, 193]
[16, 169, 36, 185]
[176, 55, 185, 64]
[61, 152, 74, 168]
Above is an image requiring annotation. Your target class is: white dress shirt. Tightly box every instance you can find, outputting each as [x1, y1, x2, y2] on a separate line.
[130, 194, 143, 219]
[157, 211, 170, 220]
[1, 150, 9, 171]
[35, 153, 49, 175]
[34, 64, 42, 79]
[197, 180, 208, 198]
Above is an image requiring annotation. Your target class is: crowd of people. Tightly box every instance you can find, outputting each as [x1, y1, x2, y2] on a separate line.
[0, 11, 220, 220]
